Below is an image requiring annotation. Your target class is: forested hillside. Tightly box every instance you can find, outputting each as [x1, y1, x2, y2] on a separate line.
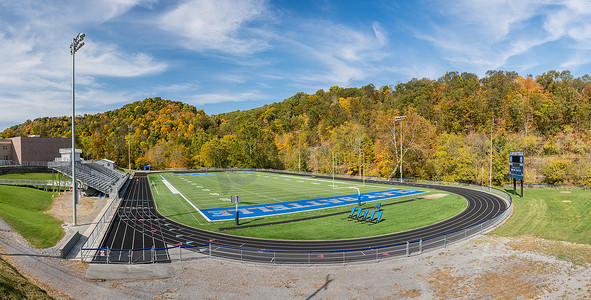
[3, 70, 591, 185]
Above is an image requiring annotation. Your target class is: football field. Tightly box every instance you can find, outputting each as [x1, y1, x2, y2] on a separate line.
[152, 172, 425, 221]
[147, 171, 467, 239]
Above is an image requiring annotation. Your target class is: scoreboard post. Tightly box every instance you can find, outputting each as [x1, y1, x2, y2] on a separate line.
[509, 151, 525, 197]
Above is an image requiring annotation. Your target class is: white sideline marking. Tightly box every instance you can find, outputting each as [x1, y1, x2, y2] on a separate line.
[160, 176, 211, 222]
[162, 179, 180, 194]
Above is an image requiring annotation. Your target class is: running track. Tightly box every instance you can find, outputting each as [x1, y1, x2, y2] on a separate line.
[95, 172, 510, 264]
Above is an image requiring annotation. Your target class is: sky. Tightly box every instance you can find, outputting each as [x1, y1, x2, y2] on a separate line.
[1, 0, 591, 131]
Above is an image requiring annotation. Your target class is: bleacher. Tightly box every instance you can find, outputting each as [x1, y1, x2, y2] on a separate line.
[48, 161, 128, 197]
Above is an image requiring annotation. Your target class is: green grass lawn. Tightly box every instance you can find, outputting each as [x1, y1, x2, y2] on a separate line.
[0, 185, 64, 248]
[491, 189, 591, 245]
[0, 172, 54, 181]
[149, 172, 467, 240]
[0, 256, 51, 299]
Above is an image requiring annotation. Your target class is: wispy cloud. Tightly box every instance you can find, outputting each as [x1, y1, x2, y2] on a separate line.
[278, 19, 390, 86]
[0, 0, 168, 129]
[188, 91, 267, 106]
[158, 0, 271, 55]
[416, 0, 591, 73]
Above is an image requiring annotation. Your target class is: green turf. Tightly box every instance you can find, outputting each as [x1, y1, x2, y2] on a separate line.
[0, 256, 52, 299]
[491, 189, 591, 245]
[0, 172, 54, 181]
[0, 185, 64, 249]
[149, 172, 467, 240]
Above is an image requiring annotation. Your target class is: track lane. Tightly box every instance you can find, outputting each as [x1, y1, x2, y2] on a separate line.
[99, 172, 510, 264]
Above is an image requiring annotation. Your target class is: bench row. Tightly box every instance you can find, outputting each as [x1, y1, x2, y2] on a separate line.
[347, 206, 383, 223]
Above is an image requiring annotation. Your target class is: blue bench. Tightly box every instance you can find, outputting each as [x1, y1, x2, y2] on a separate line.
[347, 206, 356, 218]
[367, 210, 376, 222]
[373, 211, 383, 223]
[355, 208, 362, 219]
[357, 209, 369, 221]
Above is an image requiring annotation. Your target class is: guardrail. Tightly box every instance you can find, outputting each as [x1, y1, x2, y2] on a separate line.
[80, 170, 513, 265]
[79, 191, 124, 262]
[0, 179, 71, 187]
[81, 203, 510, 265]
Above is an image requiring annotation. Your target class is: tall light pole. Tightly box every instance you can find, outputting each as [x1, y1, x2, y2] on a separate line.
[70, 33, 85, 226]
[296, 130, 302, 173]
[395, 116, 406, 182]
[128, 125, 132, 173]
[490, 118, 494, 192]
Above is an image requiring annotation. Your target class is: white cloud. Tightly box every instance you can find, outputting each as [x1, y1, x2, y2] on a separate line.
[158, 0, 270, 55]
[0, 1, 169, 130]
[188, 91, 267, 106]
[279, 20, 390, 86]
[78, 43, 167, 77]
[416, 0, 591, 73]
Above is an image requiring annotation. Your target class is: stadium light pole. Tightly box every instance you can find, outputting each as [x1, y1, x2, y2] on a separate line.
[395, 116, 406, 182]
[296, 130, 302, 173]
[70, 33, 85, 226]
[128, 125, 132, 173]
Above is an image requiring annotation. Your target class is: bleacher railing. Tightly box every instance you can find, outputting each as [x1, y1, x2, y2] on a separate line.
[81, 169, 513, 265]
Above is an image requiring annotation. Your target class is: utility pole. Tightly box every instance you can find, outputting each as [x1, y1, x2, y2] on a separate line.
[395, 116, 406, 182]
[490, 118, 494, 192]
[128, 125, 132, 173]
[296, 130, 302, 173]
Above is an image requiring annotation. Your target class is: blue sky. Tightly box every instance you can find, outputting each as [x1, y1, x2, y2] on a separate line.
[1, 0, 591, 131]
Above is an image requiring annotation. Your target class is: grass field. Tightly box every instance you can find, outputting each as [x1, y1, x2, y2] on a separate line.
[0, 185, 64, 248]
[491, 189, 591, 245]
[0, 172, 53, 180]
[0, 256, 51, 299]
[149, 172, 468, 240]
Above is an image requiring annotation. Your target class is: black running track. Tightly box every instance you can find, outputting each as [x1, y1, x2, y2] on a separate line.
[95, 172, 511, 264]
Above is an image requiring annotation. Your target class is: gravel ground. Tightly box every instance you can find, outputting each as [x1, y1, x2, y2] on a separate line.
[1, 192, 590, 299]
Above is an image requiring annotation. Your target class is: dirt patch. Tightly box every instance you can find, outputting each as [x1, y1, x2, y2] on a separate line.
[507, 237, 591, 265]
[560, 191, 572, 193]
[562, 200, 572, 203]
[420, 193, 448, 199]
[44, 192, 108, 226]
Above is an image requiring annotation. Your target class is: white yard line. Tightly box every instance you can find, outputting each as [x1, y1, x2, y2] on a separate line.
[161, 176, 211, 222]
[197, 175, 282, 203]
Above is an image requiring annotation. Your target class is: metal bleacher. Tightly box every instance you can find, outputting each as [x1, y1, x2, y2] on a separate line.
[48, 161, 129, 197]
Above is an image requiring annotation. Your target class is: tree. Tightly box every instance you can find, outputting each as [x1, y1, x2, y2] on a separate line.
[374, 107, 435, 179]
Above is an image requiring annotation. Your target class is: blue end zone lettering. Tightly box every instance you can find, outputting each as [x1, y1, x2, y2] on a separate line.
[162, 172, 256, 177]
[201, 189, 425, 221]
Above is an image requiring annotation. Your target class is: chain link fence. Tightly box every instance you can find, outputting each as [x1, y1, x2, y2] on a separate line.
[82, 203, 510, 265]
[81, 170, 513, 265]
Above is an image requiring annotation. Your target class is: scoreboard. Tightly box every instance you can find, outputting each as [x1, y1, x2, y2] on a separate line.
[509, 151, 525, 180]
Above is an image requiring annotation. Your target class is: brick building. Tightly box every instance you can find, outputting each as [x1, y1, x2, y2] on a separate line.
[0, 136, 71, 165]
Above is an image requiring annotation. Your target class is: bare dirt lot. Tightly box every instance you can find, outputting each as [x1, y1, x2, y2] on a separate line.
[1, 192, 590, 299]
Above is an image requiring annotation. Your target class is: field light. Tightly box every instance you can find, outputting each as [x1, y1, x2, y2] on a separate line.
[70, 33, 85, 55]
[70, 32, 85, 226]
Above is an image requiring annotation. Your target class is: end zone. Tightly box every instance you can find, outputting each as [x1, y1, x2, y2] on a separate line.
[201, 189, 425, 221]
